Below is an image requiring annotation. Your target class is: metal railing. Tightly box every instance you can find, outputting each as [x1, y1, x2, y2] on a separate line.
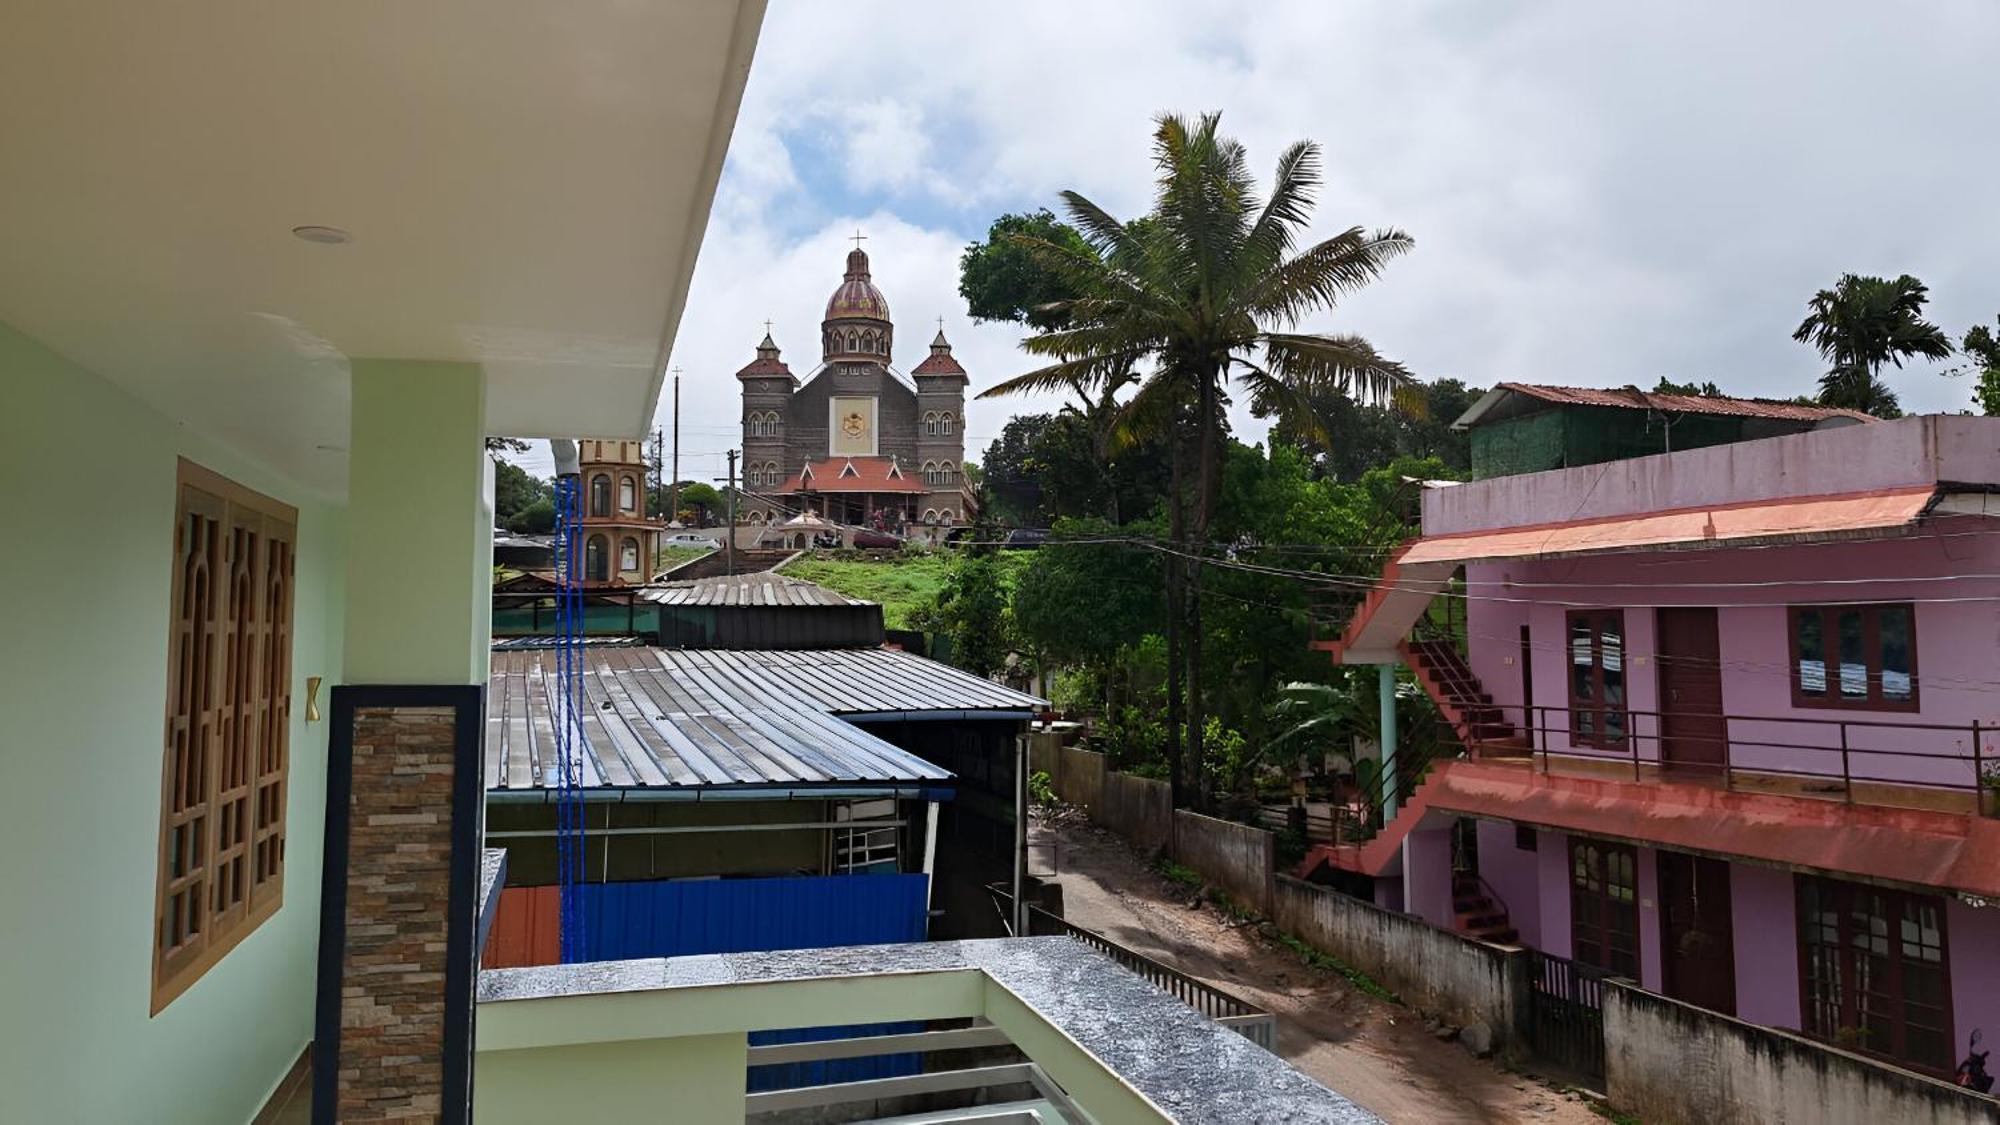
[1458, 701, 1995, 803]
[988, 887, 1277, 1051]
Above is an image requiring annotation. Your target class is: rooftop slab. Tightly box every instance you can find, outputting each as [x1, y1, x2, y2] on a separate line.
[479, 936, 1379, 1124]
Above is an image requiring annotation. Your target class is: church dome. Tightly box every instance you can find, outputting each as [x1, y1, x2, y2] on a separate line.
[824, 247, 891, 322]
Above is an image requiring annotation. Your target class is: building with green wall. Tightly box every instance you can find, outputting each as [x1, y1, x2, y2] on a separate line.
[1455, 383, 1874, 480]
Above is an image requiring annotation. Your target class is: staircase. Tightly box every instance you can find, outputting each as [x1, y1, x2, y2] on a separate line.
[1451, 871, 1517, 944]
[1403, 637, 1526, 752]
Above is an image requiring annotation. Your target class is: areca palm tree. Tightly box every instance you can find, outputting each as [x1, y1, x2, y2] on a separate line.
[980, 112, 1417, 805]
[1793, 274, 1954, 417]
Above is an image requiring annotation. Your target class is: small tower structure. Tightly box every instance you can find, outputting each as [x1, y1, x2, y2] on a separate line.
[575, 438, 659, 585]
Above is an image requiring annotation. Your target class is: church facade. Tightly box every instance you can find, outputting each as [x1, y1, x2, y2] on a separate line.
[736, 245, 975, 536]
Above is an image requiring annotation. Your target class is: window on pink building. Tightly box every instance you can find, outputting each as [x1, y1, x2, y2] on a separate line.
[1789, 604, 1917, 710]
[1565, 610, 1627, 748]
[1569, 838, 1638, 977]
[1797, 874, 1951, 1072]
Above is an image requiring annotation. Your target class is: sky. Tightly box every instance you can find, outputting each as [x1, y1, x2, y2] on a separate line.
[506, 1, 2000, 479]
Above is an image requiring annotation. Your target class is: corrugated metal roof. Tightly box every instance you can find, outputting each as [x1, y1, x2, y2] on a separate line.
[1455, 382, 1878, 428]
[658, 648, 1045, 717]
[487, 645, 1041, 794]
[638, 572, 873, 608]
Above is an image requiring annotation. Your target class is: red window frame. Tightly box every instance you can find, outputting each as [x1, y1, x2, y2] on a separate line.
[1565, 609, 1629, 749]
[1787, 604, 1919, 712]
[1569, 837, 1639, 977]
[1795, 874, 1952, 1073]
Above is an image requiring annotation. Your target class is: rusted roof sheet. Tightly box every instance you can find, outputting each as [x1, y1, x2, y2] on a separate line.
[1397, 485, 1936, 566]
[1455, 382, 1878, 428]
[1306, 759, 2000, 898]
[486, 646, 1043, 794]
[637, 572, 872, 608]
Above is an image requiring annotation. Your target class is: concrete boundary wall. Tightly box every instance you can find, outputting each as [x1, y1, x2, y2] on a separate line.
[1271, 875, 1525, 1053]
[1604, 982, 1997, 1125]
[1098, 772, 1172, 854]
[1055, 746, 1106, 811]
[1168, 811, 1276, 915]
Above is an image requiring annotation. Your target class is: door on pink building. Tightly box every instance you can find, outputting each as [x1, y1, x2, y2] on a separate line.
[1656, 607, 1726, 776]
[1659, 850, 1736, 1015]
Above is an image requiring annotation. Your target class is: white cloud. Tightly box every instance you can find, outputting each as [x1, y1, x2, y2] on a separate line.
[499, 0, 2000, 476]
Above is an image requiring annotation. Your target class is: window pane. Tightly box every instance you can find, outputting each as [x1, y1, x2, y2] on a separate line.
[1837, 610, 1867, 700]
[1570, 620, 1596, 702]
[1878, 607, 1913, 702]
[1600, 625, 1624, 706]
[1795, 609, 1826, 696]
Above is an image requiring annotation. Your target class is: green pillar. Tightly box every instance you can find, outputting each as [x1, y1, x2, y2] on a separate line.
[343, 359, 491, 684]
[1379, 662, 1399, 820]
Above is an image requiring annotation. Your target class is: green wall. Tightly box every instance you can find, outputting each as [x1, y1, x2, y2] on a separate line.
[0, 323, 346, 1123]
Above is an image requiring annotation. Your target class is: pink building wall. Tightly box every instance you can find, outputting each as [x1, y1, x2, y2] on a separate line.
[1426, 415, 1999, 536]
[1949, 899, 2000, 1061]
[1536, 829, 1572, 960]
[1475, 818, 1542, 948]
[1728, 862, 1800, 1028]
[1464, 530, 2000, 789]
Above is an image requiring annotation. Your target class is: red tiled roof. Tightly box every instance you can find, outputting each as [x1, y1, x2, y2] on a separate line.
[1493, 382, 1876, 423]
[775, 457, 927, 494]
[734, 356, 792, 379]
[912, 352, 966, 377]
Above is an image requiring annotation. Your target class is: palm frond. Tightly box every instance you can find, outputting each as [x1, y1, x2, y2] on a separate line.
[1258, 332, 1418, 412]
[977, 352, 1134, 401]
[1239, 228, 1413, 326]
[1238, 140, 1320, 280]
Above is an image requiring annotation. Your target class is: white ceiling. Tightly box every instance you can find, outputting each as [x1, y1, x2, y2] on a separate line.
[0, 1, 764, 497]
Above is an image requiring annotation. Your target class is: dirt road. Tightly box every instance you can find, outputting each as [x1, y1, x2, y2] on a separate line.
[1030, 811, 1604, 1125]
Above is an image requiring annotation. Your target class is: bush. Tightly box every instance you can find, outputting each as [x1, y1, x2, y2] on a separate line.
[1028, 770, 1056, 807]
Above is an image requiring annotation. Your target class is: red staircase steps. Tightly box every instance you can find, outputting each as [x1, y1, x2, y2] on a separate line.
[1404, 639, 1517, 744]
[1451, 872, 1517, 944]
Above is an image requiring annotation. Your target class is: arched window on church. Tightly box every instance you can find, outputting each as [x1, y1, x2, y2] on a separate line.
[847, 330, 859, 352]
[588, 474, 611, 517]
[939, 412, 954, 436]
[861, 331, 875, 354]
[923, 412, 937, 437]
[619, 475, 637, 512]
[923, 509, 938, 526]
[764, 462, 779, 487]
[619, 537, 640, 573]
[585, 535, 608, 581]
[940, 510, 955, 527]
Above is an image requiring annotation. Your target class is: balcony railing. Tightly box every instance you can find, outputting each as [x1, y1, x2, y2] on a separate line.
[1464, 702, 1996, 805]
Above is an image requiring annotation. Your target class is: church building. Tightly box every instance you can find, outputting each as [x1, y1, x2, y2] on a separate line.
[736, 244, 975, 537]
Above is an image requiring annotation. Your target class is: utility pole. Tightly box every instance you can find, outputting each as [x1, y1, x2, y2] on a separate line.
[724, 449, 738, 575]
[651, 427, 664, 519]
[668, 366, 683, 528]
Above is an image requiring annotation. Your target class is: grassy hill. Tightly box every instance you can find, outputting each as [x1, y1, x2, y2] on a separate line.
[779, 551, 1026, 630]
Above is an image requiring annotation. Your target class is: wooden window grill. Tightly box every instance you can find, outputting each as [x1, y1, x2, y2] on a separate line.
[153, 460, 295, 1012]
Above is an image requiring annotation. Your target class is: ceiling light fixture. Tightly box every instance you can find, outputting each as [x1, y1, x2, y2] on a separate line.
[291, 225, 351, 245]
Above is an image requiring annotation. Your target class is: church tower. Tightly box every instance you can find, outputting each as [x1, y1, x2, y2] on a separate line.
[733, 242, 977, 542]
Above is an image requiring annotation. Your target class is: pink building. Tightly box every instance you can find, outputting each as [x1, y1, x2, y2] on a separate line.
[1311, 414, 2000, 1080]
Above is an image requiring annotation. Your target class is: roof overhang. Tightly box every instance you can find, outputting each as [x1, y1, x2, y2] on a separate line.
[1399, 485, 1939, 566]
[0, 1, 765, 496]
[1313, 760, 2000, 899]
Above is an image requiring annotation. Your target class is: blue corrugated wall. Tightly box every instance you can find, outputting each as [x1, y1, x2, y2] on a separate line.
[577, 872, 929, 959]
[574, 874, 931, 1091]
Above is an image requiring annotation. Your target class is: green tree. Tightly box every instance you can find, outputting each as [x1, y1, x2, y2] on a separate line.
[1650, 376, 1726, 397]
[980, 112, 1417, 806]
[508, 499, 556, 535]
[960, 209, 1093, 330]
[914, 551, 1012, 677]
[1793, 274, 1954, 417]
[1272, 377, 1478, 483]
[1011, 517, 1164, 670]
[493, 459, 551, 527]
[1960, 317, 2000, 415]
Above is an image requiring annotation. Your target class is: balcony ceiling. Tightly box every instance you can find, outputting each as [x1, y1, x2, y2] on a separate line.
[0, 1, 764, 496]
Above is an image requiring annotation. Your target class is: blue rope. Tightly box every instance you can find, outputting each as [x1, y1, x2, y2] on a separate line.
[552, 475, 589, 962]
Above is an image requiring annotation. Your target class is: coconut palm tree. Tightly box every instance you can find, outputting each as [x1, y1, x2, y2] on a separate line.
[979, 112, 1417, 805]
[1793, 274, 1954, 417]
